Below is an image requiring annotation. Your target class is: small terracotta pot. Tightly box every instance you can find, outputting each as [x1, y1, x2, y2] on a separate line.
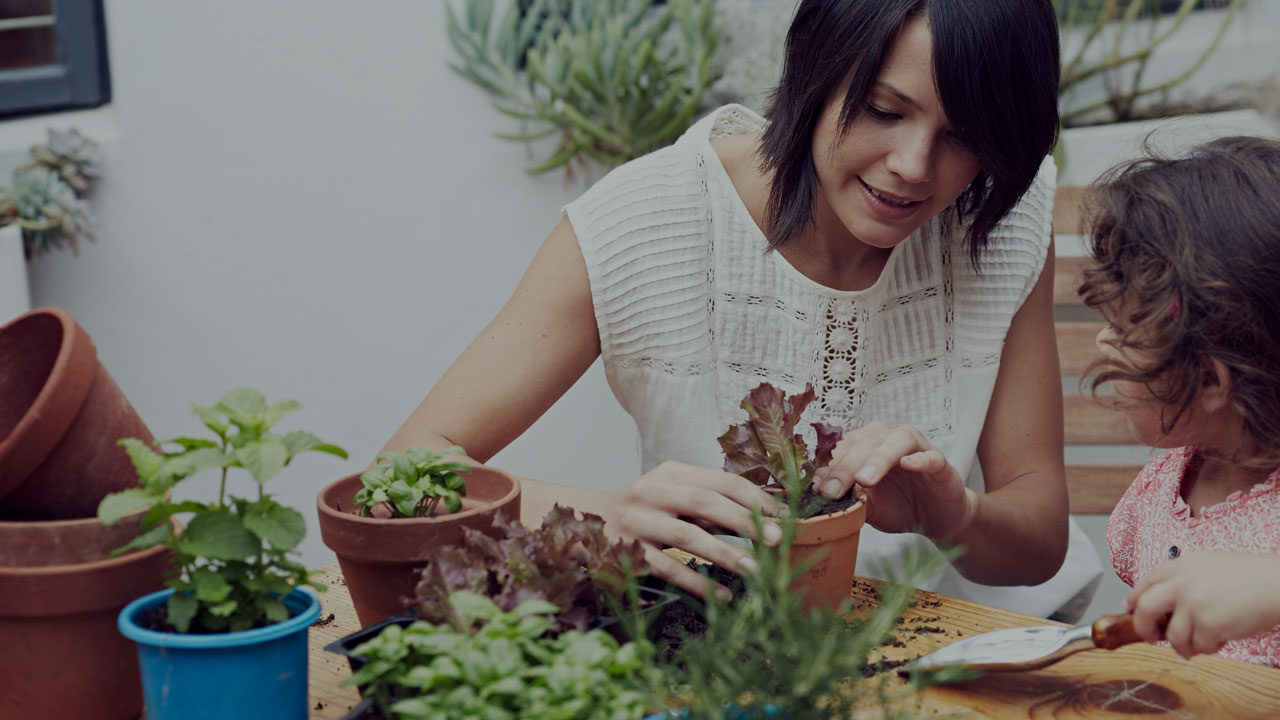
[0, 513, 171, 720]
[0, 307, 154, 520]
[789, 492, 868, 612]
[316, 466, 521, 627]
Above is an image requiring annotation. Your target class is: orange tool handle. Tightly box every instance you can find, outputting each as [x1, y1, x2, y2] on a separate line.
[1091, 613, 1144, 649]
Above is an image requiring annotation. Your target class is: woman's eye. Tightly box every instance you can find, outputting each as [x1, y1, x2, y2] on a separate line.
[864, 105, 899, 121]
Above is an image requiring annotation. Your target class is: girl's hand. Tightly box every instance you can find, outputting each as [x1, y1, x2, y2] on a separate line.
[812, 422, 976, 541]
[1126, 551, 1280, 659]
[613, 461, 785, 599]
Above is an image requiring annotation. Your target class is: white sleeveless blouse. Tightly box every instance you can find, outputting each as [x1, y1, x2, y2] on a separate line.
[565, 105, 1102, 618]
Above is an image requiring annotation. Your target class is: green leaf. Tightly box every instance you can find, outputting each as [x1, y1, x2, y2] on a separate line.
[109, 521, 174, 557]
[97, 488, 158, 526]
[161, 436, 220, 451]
[117, 437, 164, 483]
[191, 567, 232, 603]
[192, 403, 229, 436]
[208, 599, 238, 617]
[235, 438, 288, 484]
[178, 511, 260, 560]
[262, 398, 302, 429]
[449, 590, 502, 624]
[168, 592, 199, 633]
[216, 387, 268, 418]
[175, 446, 233, 476]
[282, 430, 348, 460]
[243, 502, 307, 551]
[257, 596, 289, 624]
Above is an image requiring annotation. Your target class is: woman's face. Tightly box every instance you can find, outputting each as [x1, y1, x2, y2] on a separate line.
[811, 16, 981, 250]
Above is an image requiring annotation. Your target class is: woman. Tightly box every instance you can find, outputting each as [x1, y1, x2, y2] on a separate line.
[386, 0, 1102, 618]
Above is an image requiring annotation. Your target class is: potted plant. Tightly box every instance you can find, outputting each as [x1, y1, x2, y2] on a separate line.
[0, 128, 100, 322]
[0, 306, 163, 720]
[316, 446, 521, 626]
[100, 387, 348, 720]
[717, 382, 867, 612]
[340, 590, 659, 720]
[643, 534, 966, 719]
[445, 0, 721, 178]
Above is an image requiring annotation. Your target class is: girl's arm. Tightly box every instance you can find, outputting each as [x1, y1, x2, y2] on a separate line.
[381, 216, 782, 595]
[814, 242, 1068, 585]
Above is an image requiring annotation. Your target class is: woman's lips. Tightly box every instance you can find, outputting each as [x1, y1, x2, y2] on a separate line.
[859, 178, 923, 221]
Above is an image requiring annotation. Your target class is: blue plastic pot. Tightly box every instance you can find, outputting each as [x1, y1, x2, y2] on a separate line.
[118, 587, 321, 720]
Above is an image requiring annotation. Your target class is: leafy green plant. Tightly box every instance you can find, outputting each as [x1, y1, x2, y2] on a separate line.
[445, 0, 721, 176]
[354, 446, 471, 518]
[347, 590, 659, 720]
[717, 382, 843, 519]
[1056, 0, 1245, 126]
[412, 504, 648, 635]
[97, 387, 348, 633]
[0, 128, 100, 259]
[653, 518, 968, 719]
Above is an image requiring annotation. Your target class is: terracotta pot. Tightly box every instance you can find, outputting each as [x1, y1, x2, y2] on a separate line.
[0, 306, 154, 520]
[0, 513, 171, 720]
[316, 466, 521, 627]
[789, 492, 868, 612]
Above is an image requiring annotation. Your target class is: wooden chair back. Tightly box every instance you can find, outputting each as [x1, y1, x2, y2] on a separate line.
[1052, 186, 1149, 515]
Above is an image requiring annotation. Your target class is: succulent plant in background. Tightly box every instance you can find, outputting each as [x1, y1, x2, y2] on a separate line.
[0, 128, 101, 259]
[1056, 0, 1245, 126]
[445, 0, 721, 178]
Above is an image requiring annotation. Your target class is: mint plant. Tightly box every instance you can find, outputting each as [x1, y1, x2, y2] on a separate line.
[353, 446, 470, 518]
[413, 504, 648, 635]
[717, 382, 844, 518]
[97, 387, 347, 633]
[347, 591, 658, 720]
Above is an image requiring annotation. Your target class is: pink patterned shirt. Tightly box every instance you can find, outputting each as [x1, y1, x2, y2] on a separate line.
[1109, 446, 1280, 666]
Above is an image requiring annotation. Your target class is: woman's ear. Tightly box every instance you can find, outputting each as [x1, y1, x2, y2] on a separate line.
[1197, 355, 1233, 413]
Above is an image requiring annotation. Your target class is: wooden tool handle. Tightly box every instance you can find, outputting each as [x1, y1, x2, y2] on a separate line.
[1091, 613, 1143, 649]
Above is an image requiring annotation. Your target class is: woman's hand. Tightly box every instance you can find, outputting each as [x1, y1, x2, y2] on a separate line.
[1126, 551, 1280, 659]
[812, 422, 976, 541]
[613, 461, 785, 599]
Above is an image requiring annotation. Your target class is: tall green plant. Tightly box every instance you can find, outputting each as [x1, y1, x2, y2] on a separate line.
[1056, 0, 1245, 126]
[98, 388, 348, 633]
[446, 0, 721, 176]
[655, 516, 968, 719]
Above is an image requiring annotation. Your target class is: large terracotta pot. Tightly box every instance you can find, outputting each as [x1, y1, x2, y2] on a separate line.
[316, 466, 521, 627]
[0, 513, 171, 720]
[789, 491, 868, 612]
[0, 306, 153, 520]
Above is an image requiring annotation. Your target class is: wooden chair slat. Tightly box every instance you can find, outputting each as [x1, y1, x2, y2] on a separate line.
[1064, 395, 1136, 444]
[1053, 185, 1088, 235]
[1056, 321, 1104, 375]
[1053, 256, 1096, 307]
[1066, 465, 1143, 514]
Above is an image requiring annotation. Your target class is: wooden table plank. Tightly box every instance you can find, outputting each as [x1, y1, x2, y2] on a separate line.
[308, 566, 363, 719]
[848, 577, 1280, 719]
[308, 566, 1280, 719]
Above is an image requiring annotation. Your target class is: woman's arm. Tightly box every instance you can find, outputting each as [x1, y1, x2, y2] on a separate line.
[814, 241, 1068, 585]
[382, 215, 782, 596]
[958, 240, 1069, 584]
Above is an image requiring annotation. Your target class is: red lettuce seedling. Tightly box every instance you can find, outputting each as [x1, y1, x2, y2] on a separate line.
[717, 382, 843, 516]
[412, 504, 647, 634]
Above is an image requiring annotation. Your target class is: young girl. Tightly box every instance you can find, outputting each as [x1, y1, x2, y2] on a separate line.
[1081, 135, 1280, 666]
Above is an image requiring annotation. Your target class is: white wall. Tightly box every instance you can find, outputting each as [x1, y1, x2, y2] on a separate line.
[13, 1, 637, 569]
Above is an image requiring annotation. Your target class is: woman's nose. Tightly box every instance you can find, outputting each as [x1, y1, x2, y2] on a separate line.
[887, 133, 932, 184]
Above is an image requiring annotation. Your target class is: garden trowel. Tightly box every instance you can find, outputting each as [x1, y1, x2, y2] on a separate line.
[902, 613, 1144, 674]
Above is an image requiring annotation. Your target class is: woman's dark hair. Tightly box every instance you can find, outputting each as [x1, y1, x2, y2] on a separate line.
[1078, 135, 1280, 462]
[759, 0, 1060, 268]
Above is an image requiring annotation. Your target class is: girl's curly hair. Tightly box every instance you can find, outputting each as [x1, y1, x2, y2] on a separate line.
[1077, 135, 1280, 463]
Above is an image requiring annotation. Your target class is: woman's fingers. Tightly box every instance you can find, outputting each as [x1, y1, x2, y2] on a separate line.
[642, 542, 733, 600]
[817, 424, 932, 498]
[637, 464, 784, 546]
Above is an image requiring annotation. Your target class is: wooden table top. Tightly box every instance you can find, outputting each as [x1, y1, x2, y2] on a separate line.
[306, 565, 1280, 719]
